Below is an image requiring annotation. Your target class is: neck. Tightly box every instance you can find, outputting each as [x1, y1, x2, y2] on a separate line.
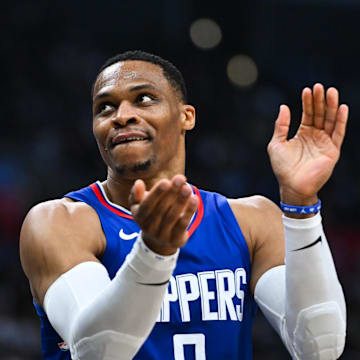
[102, 157, 186, 210]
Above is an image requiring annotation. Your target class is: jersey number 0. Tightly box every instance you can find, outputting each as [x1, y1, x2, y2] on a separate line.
[173, 333, 206, 359]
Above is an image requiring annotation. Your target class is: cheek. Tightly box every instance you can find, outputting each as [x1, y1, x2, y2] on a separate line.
[92, 121, 107, 147]
[158, 117, 182, 151]
[157, 105, 181, 133]
[142, 107, 178, 141]
[93, 124, 111, 164]
[166, 109, 182, 136]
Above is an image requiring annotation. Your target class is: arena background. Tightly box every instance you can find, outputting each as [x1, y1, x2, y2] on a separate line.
[2, 0, 360, 358]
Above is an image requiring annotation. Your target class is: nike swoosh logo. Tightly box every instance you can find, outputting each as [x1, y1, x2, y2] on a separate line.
[292, 236, 322, 251]
[119, 228, 139, 240]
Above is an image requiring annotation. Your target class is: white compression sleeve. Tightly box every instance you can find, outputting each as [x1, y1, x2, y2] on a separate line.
[254, 213, 346, 360]
[44, 234, 179, 360]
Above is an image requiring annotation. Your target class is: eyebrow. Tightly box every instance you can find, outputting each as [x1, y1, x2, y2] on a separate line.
[129, 84, 159, 92]
[93, 84, 160, 103]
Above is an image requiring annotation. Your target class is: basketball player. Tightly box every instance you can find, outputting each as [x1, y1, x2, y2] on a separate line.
[20, 51, 347, 359]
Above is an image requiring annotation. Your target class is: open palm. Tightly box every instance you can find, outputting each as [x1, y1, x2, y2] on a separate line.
[268, 84, 348, 200]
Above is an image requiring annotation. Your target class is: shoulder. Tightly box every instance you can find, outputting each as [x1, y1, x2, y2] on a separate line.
[228, 195, 282, 230]
[21, 198, 105, 255]
[24, 197, 100, 231]
[228, 195, 282, 220]
[20, 198, 105, 304]
[227, 195, 283, 261]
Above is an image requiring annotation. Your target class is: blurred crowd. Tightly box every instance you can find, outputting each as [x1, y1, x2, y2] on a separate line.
[2, 0, 360, 358]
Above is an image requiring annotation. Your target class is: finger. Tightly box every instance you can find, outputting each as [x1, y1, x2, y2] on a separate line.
[143, 175, 187, 234]
[136, 175, 187, 232]
[324, 87, 339, 135]
[158, 183, 193, 237]
[313, 83, 326, 129]
[300, 87, 313, 126]
[331, 104, 349, 150]
[130, 204, 140, 217]
[129, 179, 146, 207]
[170, 195, 199, 247]
[132, 178, 171, 223]
[270, 105, 291, 144]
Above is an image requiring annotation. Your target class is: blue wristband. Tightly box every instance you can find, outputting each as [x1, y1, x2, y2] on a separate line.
[280, 199, 321, 214]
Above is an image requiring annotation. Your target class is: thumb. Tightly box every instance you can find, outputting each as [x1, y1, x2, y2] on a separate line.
[271, 105, 291, 143]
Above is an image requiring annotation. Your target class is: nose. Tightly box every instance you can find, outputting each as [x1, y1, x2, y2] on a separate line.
[112, 101, 138, 127]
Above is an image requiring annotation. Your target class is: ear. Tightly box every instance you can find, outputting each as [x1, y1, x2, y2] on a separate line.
[180, 105, 196, 131]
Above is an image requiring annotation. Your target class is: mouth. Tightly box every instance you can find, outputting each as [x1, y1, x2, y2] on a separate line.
[110, 131, 152, 148]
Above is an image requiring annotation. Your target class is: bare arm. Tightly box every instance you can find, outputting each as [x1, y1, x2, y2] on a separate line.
[229, 195, 285, 295]
[20, 198, 105, 306]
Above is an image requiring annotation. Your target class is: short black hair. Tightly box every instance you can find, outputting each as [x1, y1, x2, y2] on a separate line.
[93, 50, 187, 103]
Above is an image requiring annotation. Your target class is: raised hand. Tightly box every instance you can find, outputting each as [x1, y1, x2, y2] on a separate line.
[267, 83, 349, 204]
[129, 175, 198, 255]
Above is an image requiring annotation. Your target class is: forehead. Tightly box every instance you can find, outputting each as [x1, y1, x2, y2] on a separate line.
[94, 60, 171, 97]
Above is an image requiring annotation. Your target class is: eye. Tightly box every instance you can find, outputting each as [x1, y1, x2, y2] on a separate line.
[137, 94, 155, 104]
[97, 103, 115, 115]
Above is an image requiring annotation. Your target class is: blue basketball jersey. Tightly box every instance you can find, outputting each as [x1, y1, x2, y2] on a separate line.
[33, 181, 257, 359]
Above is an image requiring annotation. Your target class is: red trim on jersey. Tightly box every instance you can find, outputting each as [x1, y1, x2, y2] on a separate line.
[89, 183, 204, 236]
[90, 183, 134, 219]
[188, 185, 204, 237]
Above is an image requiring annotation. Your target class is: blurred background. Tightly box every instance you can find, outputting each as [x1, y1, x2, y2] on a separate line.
[2, 0, 360, 358]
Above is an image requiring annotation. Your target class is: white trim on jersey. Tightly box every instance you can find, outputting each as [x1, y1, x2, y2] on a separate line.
[96, 180, 196, 223]
[96, 181, 133, 215]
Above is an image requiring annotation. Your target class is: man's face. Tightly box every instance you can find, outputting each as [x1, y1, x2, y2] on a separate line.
[92, 60, 193, 178]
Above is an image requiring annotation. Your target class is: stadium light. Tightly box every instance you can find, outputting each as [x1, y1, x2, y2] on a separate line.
[227, 55, 258, 88]
[190, 18, 222, 50]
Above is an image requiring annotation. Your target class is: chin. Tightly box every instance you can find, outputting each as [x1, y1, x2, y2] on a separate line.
[113, 156, 156, 177]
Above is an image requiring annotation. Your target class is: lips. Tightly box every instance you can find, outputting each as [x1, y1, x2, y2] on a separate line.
[111, 131, 151, 148]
